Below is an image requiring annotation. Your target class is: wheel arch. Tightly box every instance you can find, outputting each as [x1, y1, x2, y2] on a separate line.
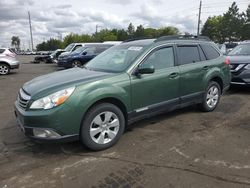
[209, 76, 223, 93]
[0, 61, 10, 67]
[78, 96, 128, 136]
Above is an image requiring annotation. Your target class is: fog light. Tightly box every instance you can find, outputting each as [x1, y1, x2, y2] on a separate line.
[33, 128, 61, 138]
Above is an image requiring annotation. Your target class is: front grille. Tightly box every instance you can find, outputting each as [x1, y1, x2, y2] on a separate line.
[230, 64, 245, 75]
[17, 89, 31, 109]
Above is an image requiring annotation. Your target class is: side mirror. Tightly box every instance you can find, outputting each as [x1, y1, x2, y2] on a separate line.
[136, 64, 155, 75]
[82, 51, 87, 55]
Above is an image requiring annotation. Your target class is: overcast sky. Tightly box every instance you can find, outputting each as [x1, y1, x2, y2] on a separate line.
[0, 0, 249, 49]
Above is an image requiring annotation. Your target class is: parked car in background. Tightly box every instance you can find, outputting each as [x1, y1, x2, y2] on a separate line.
[33, 49, 65, 64]
[228, 41, 250, 85]
[59, 43, 99, 58]
[0, 48, 16, 57]
[14, 35, 231, 150]
[58, 44, 113, 68]
[220, 42, 239, 54]
[49, 49, 65, 63]
[0, 54, 19, 75]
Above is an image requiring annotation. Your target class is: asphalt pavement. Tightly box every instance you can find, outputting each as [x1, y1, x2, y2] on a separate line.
[0, 56, 250, 188]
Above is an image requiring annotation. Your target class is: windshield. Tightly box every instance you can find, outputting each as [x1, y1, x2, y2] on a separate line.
[85, 45, 145, 73]
[228, 44, 250, 56]
[64, 44, 75, 52]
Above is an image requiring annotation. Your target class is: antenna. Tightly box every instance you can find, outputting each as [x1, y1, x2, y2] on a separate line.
[28, 11, 34, 51]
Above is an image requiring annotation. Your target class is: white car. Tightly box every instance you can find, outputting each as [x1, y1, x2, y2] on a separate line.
[0, 54, 20, 75]
[0, 48, 16, 57]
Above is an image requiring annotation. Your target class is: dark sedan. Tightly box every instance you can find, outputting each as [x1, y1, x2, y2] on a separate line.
[57, 44, 113, 68]
[228, 41, 250, 85]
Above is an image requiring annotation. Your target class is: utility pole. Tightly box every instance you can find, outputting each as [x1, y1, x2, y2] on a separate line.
[28, 11, 34, 51]
[197, 0, 202, 37]
[95, 25, 102, 35]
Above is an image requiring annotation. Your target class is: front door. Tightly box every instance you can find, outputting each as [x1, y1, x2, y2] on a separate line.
[130, 45, 180, 112]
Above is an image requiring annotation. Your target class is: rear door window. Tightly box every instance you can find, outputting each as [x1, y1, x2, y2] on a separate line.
[201, 44, 220, 60]
[177, 46, 201, 65]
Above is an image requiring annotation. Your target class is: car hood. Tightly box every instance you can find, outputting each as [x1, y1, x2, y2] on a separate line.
[59, 52, 71, 58]
[227, 55, 250, 64]
[23, 68, 113, 96]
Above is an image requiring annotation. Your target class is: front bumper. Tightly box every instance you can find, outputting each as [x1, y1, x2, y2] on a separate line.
[10, 61, 20, 69]
[14, 101, 80, 143]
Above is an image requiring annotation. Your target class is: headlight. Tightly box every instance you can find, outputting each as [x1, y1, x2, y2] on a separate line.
[245, 64, 250, 70]
[30, 87, 75, 110]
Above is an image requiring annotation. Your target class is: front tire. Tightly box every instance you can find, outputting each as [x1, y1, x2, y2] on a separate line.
[72, 60, 82, 68]
[80, 103, 125, 151]
[0, 63, 10, 75]
[199, 81, 221, 112]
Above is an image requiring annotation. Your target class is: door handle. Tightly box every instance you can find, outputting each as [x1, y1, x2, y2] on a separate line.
[169, 72, 179, 79]
[202, 66, 209, 70]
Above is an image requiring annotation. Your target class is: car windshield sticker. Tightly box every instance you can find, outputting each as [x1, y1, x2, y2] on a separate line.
[128, 46, 143, 51]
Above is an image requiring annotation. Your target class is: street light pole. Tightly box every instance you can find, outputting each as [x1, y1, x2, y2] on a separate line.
[28, 11, 34, 51]
[197, 0, 202, 37]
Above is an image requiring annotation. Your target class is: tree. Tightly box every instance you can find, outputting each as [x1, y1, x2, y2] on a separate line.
[11, 36, 20, 50]
[117, 29, 128, 41]
[241, 4, 250, 40]
[202, 2, 249, 43]
[220, 2, 244, 41]
[94, 29, 118, 42]
[36, 38, 63, 51]
[158, 27, 180, 37]
[127, 23, 135, 37]
[201, 16, 224, 43]
[134, 25, 145, 38]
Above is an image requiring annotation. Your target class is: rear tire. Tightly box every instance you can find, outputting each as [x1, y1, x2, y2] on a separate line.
[199, 81, 221, 112]
[80, 103, 125, 151]
[0, 63, 10, 75]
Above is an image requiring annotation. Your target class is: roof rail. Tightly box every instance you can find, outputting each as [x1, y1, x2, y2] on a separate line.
[154, 35, 211, 42]
[122, 37, 152, 43]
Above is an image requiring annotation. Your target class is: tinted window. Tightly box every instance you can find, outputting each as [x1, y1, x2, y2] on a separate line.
[143, 47, 174, 70]
[228, 44, 250, 56]
[84, 47, 95, 55]
[0, 49, 5, 54]
[72, 45, 82, 51]
[178, 46, 200, 65]
[201, 44, 220, 60]
[95, 46, 110, 54]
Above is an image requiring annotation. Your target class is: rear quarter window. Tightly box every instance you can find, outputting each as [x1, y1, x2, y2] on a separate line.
[0, 49, 5, 54]
[201, 44, 220, 60]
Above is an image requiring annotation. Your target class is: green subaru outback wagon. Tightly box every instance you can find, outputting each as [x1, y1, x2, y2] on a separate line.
[15, 36, 231, 150]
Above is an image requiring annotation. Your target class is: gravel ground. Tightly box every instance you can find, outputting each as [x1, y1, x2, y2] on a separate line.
[0, 55, 250, 188]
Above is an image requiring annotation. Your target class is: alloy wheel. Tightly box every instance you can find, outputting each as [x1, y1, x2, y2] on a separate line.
[90, 111, 120, 144]
[0, 64, 9, 75]
[206, 85, 219, 108]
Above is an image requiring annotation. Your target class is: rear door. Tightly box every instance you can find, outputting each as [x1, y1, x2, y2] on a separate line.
[177, 44, 208, 103]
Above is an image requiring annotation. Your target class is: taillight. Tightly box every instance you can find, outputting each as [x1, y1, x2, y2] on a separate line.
[225, 57, 231, 65]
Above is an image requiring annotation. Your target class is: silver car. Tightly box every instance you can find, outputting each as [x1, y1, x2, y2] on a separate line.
[0, 54, 20, 75]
